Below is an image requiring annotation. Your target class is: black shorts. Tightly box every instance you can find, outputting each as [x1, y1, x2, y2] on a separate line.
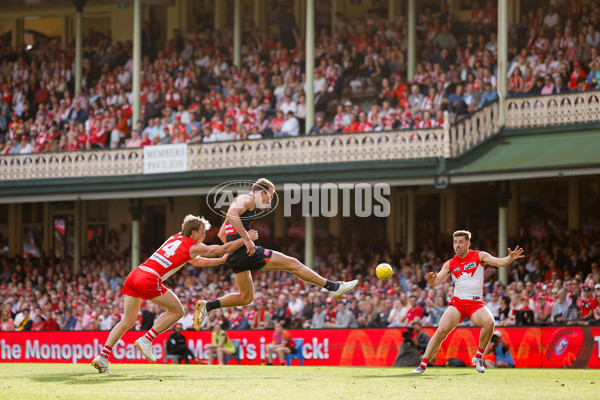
[225, 246, 273, 274]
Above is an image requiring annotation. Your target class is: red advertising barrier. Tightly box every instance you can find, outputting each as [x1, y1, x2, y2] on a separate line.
[1, 327, 599, 368]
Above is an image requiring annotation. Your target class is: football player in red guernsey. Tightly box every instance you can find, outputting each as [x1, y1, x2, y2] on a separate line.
[92, 215, 258, 374]
[413, 230, 523, 374]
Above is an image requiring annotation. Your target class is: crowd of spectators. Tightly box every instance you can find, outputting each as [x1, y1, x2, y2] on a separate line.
[1, 217, 599, 333]
[4, 1, 600, 155]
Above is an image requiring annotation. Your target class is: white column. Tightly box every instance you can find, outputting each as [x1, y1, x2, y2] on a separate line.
[498, 206, 508, 284]
[132, 0, 142, 126]
[130, 199, 142, 270]
[407, 0, 417, 80]
[131, 220, 140, 270]
[497, 186, 511, 285]
[497, 0, 508, 127]
[233, 0, 242, 68]
[305, 0, 315, 135]
[304, 215, 314, 269]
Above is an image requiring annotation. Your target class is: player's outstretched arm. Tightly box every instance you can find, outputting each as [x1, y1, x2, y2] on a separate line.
[190, 230, 259, 258]
[479, 246, 524, 267]
[188, 254, 228, 268]
[424, 261, 450, 287]
[217, 222, 227, 244]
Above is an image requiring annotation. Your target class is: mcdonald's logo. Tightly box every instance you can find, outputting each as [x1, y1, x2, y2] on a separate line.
[436, 328, 479, 364]
[340, 330, 377, 366]
[513, 328, 542, 368]
[376, 330, 403, 366]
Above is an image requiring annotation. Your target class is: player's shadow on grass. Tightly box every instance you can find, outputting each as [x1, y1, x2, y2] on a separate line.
[355, 371, 472, 379]
[29, 373, 182, 385]
[189, 376, 283, 381]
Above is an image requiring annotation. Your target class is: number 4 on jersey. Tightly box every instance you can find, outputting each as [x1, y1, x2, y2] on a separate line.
[162, 240, 182, 258]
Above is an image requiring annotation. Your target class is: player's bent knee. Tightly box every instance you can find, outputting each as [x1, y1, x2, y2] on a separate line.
[124, 318, 137, 328]
[482, 317, 495, 330]
[435, 328, 451, 338]
[240, 293, 254, 305]
[279, 255, 300, 271]
[285, 258, 303, 273]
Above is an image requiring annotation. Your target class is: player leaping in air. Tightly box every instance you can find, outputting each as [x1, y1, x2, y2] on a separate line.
[193, 178, 358, 330]
[92, 215, 258, 374]
[412, 230, 524, 374]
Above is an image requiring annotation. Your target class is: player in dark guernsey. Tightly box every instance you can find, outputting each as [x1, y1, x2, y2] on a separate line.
[193, 178, 358, 330]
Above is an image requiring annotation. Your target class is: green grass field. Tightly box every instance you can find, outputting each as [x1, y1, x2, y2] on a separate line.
[0, 364, 597, 400]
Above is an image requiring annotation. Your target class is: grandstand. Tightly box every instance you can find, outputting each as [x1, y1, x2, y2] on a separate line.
[0, 0, 599, 372]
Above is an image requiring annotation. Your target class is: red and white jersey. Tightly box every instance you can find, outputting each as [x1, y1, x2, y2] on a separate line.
[357, 121, 373, 132]
[140, 234, 197, 280]
[165, 91, 181, 107]
[559, 36, 574, 52]
[449, 250, 485, 300]
[417, 119, 436, 129]
[327, 67, 340, 84]
[420, 96, 434, 111]
[174, 77, 189, 90]
[333, 112, 347, 131]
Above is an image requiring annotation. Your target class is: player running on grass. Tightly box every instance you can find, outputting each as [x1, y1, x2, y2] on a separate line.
[193, 178, 358, 330]
[92, 215, 258, 373]
[412, 230, 524, 374]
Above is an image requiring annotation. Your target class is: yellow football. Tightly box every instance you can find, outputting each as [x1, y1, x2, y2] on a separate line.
[376, 263, 393, 280]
